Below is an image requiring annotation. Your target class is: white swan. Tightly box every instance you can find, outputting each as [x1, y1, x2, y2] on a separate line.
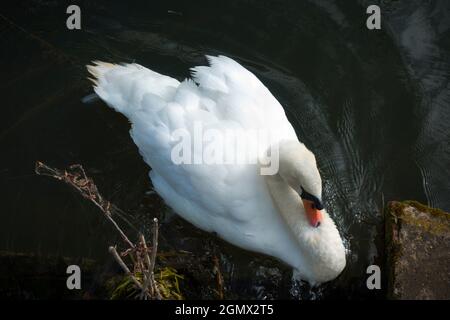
[87, 55, 346, 284]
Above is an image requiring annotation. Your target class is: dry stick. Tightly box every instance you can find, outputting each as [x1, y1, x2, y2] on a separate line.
[35, 161, 135, 249]
[109, 246, 146, 294]
[150, 218, 162, 300]
[140, 234, 154, 297]
[213, 255, 224, 299]
[140, 234, 152, 273]
[36, 162, 164, 300]
[136, 252, 150, 300]
[105, 211, 136, 249]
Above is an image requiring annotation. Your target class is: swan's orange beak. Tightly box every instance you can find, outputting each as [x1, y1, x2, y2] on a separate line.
[302, 199, 323, 228]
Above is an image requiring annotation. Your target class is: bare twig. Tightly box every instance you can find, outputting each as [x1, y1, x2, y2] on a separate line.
[35, 161, 164, 300]
[150, 218, 162, 299]
[150, 219, 159, 276]
[139, 234, 153, 297]
[213, 255, 224, 299]
[109, 246, 145, 292]
[35, 161, 135, 248]
[139, 219, 162, 299]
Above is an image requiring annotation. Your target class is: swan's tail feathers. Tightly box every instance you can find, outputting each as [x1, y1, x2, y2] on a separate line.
[86, 61, 130, 115]
[86, 61, 180, 119]
[86, 61, 116, 88]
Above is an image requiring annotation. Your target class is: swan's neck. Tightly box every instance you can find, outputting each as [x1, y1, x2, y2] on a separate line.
[263, 172, 346, 283]
[264, 173, 309, 239]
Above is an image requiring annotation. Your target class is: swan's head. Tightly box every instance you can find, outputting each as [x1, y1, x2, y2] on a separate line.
[278, 140, 324, 228]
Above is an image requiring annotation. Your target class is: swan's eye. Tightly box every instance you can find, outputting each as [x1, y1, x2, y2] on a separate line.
[301, 187, 324, 210]
[315, 200, 324, 210]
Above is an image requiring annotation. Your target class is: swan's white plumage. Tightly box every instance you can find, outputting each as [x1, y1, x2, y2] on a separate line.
[87, 56, 345, 284]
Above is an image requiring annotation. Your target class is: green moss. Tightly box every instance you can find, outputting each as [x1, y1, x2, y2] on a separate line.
[403, 200, 449, 219]
[385, 200, 450, 299]
[387, 200, 449, 236]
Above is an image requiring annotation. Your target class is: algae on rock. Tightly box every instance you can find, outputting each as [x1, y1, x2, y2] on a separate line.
[385, 200, 450, 299]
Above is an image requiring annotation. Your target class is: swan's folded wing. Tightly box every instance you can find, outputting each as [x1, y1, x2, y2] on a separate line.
[87, 57, 297, 229]
[190, 55, 297, 137]
[87, 61, 180, 118]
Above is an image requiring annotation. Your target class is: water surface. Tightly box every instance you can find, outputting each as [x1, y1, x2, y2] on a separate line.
[1, 0, 449, 299]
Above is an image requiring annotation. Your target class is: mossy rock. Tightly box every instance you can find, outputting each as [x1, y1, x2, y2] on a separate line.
[385, 201, 450, 299]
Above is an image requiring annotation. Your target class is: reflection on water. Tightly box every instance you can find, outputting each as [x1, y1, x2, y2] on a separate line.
[0, 0, 449, 299]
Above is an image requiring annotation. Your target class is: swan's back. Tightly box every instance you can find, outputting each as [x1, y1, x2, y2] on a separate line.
[87, 56, 303, 268]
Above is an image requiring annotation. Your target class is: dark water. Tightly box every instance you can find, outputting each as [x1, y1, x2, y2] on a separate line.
[1, 0, 449, 299]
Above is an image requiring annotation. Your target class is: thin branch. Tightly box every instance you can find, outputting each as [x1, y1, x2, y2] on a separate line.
[36, 161, 177, 300]
[150, 218, 162, 299]
[140, 234, 153, 296]
[150, 218, 159, 277]
[213, 255, 224, 299]
[35, 161, 135, 248]
[109, 246, 145, 293]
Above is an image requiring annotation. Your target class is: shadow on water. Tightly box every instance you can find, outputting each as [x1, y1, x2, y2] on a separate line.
[0, 0, 449, 299]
